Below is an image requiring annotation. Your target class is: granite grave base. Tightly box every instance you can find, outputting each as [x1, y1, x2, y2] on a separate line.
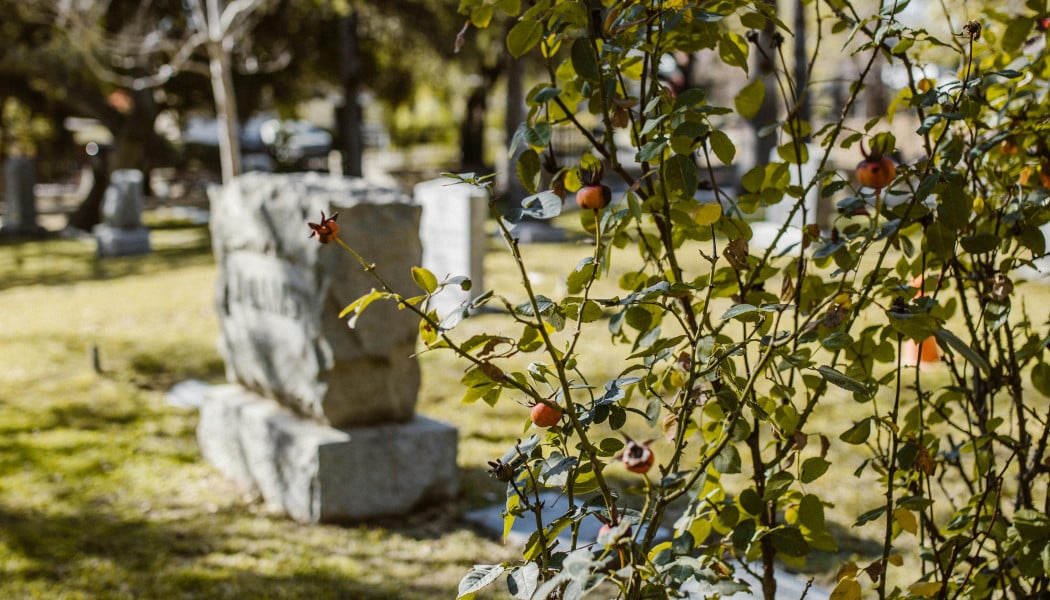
[196, 384, 459, 523]
[94, 224, 152, 257]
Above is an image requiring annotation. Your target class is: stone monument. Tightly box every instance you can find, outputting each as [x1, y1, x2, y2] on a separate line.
[94, 169, 152, 257]
[415, 177, 488, 319]
[1, 156, 47, 237]
[197, 172, 458, 523]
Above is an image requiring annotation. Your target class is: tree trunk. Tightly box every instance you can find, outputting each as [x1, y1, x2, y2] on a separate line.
[66, 148, 109, 232]
[793, 0, 810, 140]
[865, 57, 887, 118]
[338, 12, 363, 178]
[460, 88, 487, 173]
[748, 2, 779, 172]
[207, 0, 242, 183]
[500, 48, 526, 203]
[67, 88, 159, 232]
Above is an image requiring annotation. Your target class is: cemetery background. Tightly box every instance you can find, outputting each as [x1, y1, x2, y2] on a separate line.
[2, 2, 1050, 599]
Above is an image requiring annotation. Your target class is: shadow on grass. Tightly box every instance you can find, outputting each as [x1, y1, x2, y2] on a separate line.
[0, 228, 214, 293]
[0, 503, 440, 599]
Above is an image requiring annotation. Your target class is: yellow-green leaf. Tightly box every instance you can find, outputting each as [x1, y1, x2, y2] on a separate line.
[908, 581, 943, 598]
[507, 19, 543, 58]
[709, 129, 736, 164]
[893, 508, 918, 535]
[470, 5, 493, 28]
[734, 80, 765, 119]
[411, 266, 438, 293]
[830, 576, 862, 600]
[693, 202, 722, 226]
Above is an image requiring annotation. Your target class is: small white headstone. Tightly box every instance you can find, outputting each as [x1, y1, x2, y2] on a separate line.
[95, 169, 151, 256]
[764, 146, 822, 229]
[415, 178, 488, 318]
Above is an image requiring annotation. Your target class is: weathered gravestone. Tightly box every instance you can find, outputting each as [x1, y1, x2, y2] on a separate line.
[1, 156, 46, 237]
[763, 146, 824, 229]
[94, 169, 152, 257]
[415, 177, 488, 318]
[198, 172, 458, 523]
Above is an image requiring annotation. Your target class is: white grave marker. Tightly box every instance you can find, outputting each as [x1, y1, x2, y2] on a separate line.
[415, 177, 488, 318]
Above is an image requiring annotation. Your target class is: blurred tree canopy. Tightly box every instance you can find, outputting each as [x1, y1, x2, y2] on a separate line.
[0, 0, 504, 228]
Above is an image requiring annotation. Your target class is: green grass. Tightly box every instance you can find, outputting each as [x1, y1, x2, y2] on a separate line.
[0, 227, 516, 599]
[0, 219, 763, 599]
[3, 216, 1042, 597]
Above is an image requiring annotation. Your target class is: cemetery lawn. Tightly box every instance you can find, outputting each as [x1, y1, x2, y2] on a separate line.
[6, 214, 1026, 597]
[0, 225, 518, 599]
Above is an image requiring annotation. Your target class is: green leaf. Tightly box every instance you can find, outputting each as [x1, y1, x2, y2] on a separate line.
[738, 488, 763, 515]
[599, 437, 624, 455]
[816, 365, 870, 397]
[541, 454, 578, 487]
[709, 129, 736, 164]
[1002, 17, 1033, 52]
[411, 266, 438, 294]
[768, 526, 809, 557]
[798, 494, 826, 531]
[800, 457, 831, 484]
[663, 154, 698, 200]
[763, 471, 795, 501]
[496, 0, 522, 15]
[854, 505, 887, 527]
[734, 80, 765, 120]
[840, 418, 871, 445]
[521, 191, 562, 219]
[567, 257, 596, 294]
[339, 289, 387, 328]
[516, 149, 541, 194]
[458, 564, 505, 598]
[694, 202, 722, 226]
[713, 443, 742, 474]
[638, 139, 668, 162]
[506, 20, 543, 58]
[1032, 363, 1050, 397]
[718, 32, 749, 72]
[934, 328, 991, 374]
[503, 494, 519, 541]
[524, 122, 551, 149]
[571, 37, 600, 81]
[532, 86, 561, 103]
[721, 303, 759, 321]
[470, 5, 494, 27]
[506, 563, 539, 600]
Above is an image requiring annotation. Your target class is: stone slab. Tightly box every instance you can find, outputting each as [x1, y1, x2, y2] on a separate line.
[464, 491, 666, 548]
[94, 224, 152, 257]
[415, 177, 488, 318]
[209, 173, 422, 427]
[465, 493, 828, 600]
[102, 169, 145, 228]
[197, 384, 459, 523]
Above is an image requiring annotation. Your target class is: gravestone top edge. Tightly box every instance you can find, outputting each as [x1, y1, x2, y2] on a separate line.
[210, 172, 422, 428]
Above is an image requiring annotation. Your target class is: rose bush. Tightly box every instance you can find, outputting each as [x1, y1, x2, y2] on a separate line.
[328, 1, 1050, 598]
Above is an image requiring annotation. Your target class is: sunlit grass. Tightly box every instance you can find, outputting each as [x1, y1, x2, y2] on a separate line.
[1, 213, 1046, 597]
[0, 226, 515, 599]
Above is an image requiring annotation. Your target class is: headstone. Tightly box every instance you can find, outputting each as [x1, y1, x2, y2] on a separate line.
[196, 172, 458, 522]
[94, 169, 152, 256]
[764, 146, 824, 229]
[1, 157, 46, 237]
[415, 177, 488, 318]
[1017, 222, 1050, 282]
